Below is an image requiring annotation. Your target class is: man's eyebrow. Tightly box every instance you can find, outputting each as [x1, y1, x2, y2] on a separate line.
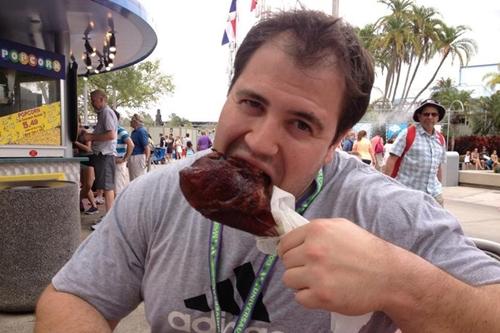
[235, 89, 325, 131]
[235, 89, 270, 106]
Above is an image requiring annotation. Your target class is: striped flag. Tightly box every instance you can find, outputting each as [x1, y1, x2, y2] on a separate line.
[222, 0, 237, 45]
[250, 0, 258, 11]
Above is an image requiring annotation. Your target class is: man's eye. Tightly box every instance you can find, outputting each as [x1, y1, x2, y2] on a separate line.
[294, 120, 313, 133]
[241, 99, 262, 109]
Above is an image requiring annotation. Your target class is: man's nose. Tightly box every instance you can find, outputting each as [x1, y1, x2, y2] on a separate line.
[244, 117, 280, 156]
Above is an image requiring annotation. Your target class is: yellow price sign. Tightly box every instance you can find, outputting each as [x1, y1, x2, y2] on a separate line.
[0, 101, 61, 145]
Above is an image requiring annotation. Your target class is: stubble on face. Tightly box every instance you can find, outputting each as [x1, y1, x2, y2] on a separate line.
[213, 37, 345, 198]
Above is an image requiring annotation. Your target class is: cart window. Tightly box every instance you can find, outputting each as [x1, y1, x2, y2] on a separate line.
[0, 68, 61, 145]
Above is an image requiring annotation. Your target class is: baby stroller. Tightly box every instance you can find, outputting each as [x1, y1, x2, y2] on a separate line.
[151, 147, 166, 165]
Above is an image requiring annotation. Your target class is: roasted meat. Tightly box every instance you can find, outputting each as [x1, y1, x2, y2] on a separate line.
[179, 151, 277, 236]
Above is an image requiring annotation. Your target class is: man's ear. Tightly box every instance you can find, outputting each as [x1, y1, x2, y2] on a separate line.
[323, 129, 349, 165]
[323, 145, 336, 165]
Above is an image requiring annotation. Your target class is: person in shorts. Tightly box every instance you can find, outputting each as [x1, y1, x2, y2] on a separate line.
[84, 90, 118, 216]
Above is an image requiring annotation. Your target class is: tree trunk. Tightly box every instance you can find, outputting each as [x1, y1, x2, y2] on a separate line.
[412, 49, 450, 104]
[403, 54, 422, 102]
[384, 60, 395, 104]
[400, 55, 413, 105]
[391, 60, 402, 105]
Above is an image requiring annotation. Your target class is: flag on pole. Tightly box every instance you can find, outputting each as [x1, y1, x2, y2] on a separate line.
[222, 0, 237, 45]
[250, 0, 258, 11]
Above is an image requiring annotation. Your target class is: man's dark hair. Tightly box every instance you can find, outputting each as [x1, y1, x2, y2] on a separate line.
[228, 10, 374, 143]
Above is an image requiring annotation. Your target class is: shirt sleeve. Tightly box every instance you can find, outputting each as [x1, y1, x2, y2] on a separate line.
[103, 109, 117, 132]
[389, 129, 408, 157]
[52, 181, 152, 320]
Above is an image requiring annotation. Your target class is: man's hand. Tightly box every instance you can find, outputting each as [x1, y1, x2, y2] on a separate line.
[277, 218, 396, 315]
[116, 157, 127, 164]
[277, 218, 500, 333]
[384, 154, 398, 176]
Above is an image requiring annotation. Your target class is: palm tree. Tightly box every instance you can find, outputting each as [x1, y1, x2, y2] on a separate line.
[400, 5, 443, 104]
[483, 72, 500, 90]
[375, 0, 413, 105]
[473, 92, 500, 135]
[412, 24, 477, 104]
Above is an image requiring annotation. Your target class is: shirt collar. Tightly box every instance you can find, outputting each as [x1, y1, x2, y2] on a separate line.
[295, 175, 319, 210]
[416, 123, 436, 137]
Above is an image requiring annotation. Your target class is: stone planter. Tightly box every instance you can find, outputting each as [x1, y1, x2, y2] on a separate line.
[0, 180, 80, 312]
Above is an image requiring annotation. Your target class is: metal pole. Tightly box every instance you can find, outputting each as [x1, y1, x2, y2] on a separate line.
[332, 0, 339, 17]
[447, 100, 464, 151]
[447, 110, 451, 151]
[83, 79, 88, 125]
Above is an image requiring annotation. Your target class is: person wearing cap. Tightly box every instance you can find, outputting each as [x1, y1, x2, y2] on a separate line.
[128, 113, 151, 181]
[385, 99, 447, 205]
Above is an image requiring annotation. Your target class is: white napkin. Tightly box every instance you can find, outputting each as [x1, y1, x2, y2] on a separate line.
[256, 186, 377, 333]
[256, 186, 309, 255]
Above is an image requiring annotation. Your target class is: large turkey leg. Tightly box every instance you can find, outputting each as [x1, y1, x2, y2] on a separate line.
[179, 151, 278, 236]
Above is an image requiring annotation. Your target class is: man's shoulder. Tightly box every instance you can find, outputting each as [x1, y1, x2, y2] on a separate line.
[137, 126, 149, 136]
[118, 126, 129, 135]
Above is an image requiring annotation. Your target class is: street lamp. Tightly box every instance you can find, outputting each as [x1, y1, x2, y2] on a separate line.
[447, 100, 465, 151]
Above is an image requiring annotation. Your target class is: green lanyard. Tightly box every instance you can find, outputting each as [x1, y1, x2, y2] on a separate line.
[209, 169, 324, 333]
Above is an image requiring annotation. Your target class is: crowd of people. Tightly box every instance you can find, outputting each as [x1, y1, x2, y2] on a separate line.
[340, 128, 392, 172]
[73, 90, 214, 229]
[157, 130, 213, 163]
[464, 147, 499, 170]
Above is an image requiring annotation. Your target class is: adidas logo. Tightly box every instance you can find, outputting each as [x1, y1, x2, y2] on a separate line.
[184, 262, 270, 323]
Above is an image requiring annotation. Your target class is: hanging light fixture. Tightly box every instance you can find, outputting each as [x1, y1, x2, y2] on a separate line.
[108, 32, 116, 53]
[84, 39, 95, 57]
[107, 13, 116, 53]
[96, 59, 104, 73]
[84, 53, 92, 70]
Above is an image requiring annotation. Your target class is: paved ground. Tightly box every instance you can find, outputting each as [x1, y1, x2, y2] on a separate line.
[443, 186, 500, 242]
[1, 184, 499, 332]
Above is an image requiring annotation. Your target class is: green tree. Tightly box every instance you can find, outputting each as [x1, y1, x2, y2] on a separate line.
[374, 0, 413, 104]
[167, 113, 192, 127]
[359, 1, 477, 110]
[77, 59, 174, 111]
[412, 24, 477, 103]
[471, 91, 500, 135]
[483, 72, 500, 90]
[430, 77, 475, 149]
[400, 5, 443, 103]
[430, 78, 474, 110]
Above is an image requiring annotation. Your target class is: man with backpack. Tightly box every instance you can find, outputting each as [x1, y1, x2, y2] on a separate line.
[385, 99, 447, 206]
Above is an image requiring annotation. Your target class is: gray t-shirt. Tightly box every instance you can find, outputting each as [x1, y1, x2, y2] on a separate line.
[91, 105, 118, 155]
[53, 151, 500, 332]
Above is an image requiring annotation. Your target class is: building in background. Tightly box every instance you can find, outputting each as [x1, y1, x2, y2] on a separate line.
[0, 0, 157, 183]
